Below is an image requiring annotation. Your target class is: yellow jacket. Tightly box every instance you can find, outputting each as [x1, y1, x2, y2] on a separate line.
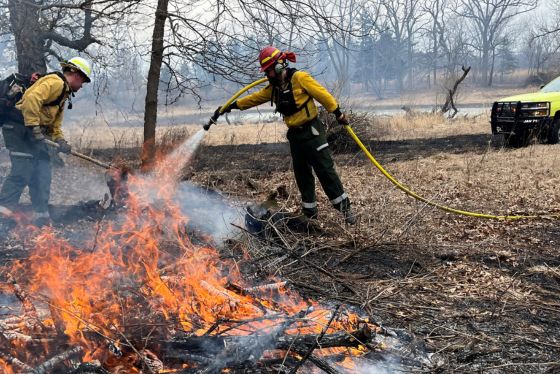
[16, 73, 70, 141]
[236, 70, 339, 128]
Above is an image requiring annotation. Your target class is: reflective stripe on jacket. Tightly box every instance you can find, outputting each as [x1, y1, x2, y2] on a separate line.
[16, 73, 70, 141]
[236, 70, 339, 128]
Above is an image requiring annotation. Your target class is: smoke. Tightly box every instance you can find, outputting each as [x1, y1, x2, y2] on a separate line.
[174, 181, 244, 243]
[129, 128, 245, 244]
[347, 357, 402, 373]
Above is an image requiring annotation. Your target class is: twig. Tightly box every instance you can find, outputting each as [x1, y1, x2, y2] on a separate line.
[308, 354, 343, 374]
[6, 273, 44, 332]
[482, 361, 560, 370]
[0, 351, 33, 371]
[336, 227, 390, 265]
[289, 304, 341, 373]
[28, 346, 83, 374]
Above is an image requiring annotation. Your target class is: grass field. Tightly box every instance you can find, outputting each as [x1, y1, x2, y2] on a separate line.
[2, 84, 559, 371]
[185, 111, 560, 372]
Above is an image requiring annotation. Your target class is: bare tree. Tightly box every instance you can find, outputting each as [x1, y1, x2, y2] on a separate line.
[378, 0, 424, 90]
[455, 0, 538, 86]
[422, 0, 449, 85]
[0, 0, 141, 75]
[142, 0, 169, 170]
[304, 0, 369, 95]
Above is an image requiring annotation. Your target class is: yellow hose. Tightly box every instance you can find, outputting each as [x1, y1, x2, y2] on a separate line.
[343, 125, 560, 220]
[214, 78, 560, 220]
[220, 78, 269, 114]
[205, 78, 268, 130]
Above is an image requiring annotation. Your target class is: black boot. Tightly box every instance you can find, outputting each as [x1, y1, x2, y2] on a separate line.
[302, 207, 318, 219]
[336, 198, 356, 225]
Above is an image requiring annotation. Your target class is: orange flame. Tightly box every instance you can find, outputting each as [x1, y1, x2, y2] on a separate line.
[2, 133, 371, 372]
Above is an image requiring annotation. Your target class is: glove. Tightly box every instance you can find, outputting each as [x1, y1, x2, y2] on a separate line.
[336, 113, 349, 126]
[30, 126, 45, 142]
[56, 139, 72, 154]
[205, 102, 240, 131]
[223, 101, 239, 113]
[29, 126, 49, 158]
[215, 101, 239, 116]
[333, 107, 349, 126]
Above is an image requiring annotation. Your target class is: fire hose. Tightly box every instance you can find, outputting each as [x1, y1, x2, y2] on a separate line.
[205, 79, 560, 220]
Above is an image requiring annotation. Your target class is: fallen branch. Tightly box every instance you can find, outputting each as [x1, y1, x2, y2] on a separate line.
[0, 351, 33, 371]
[308, 354, 343, 374]
[164, 325, 372, 359]
[27, 346, 83, 374]
[289, 304, 341, 373]
[441, 66, 471, 118]
[7, 273, 44, 332]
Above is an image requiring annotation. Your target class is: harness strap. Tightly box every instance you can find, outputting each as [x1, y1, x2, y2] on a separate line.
[43, 72, 71, 108]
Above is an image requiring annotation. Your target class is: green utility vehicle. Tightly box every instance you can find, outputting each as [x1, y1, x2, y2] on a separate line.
[491, 76, 560, 147]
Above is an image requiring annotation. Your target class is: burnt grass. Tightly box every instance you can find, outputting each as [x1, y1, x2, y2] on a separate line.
[189, 133, 560, 373]
[1, 131, 560, 373]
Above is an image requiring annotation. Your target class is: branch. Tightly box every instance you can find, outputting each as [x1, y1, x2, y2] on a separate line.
[41, 1, 99, 51]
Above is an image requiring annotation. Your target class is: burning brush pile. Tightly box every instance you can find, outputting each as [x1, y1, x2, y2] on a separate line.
[0, 132, 406, 373]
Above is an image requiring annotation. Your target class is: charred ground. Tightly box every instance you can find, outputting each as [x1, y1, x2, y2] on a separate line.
[187, 120, 560, 373]
[1, 113, 560, 372]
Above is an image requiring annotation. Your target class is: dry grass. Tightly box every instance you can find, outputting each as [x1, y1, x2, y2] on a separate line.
[371, 111, 490, 141]
[65, 111, 491, 151]
[187, 111, 560, 372]
[64, 121, 288, 150]
[202, 121, 287, 145]
[348, 85, 538, 109]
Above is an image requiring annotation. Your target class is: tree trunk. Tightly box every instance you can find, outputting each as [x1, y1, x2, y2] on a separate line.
[8, 0, 47, 75]
[441, 65, 471, 118]
[488, 48, 495, 87]
[142, 0, 169, 171]
[481, 41, 489, 85]
[407, 36, 413, 89]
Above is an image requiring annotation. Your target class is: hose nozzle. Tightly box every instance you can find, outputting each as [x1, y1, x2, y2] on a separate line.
[204, 111, 220, 131]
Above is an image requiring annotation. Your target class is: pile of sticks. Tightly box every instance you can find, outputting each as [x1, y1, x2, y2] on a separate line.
[0, 270, 382, 374]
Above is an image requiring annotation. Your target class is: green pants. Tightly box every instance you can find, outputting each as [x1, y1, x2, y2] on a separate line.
[0, 120, 51, 213]
[286, 117, 348, 214]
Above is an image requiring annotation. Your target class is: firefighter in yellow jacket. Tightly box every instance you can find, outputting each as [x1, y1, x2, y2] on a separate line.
[216, 46, 356, 224]
[0, 57, 92, 226]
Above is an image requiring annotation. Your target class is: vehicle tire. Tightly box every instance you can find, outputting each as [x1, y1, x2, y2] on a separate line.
[504, 132, 527, 148]
[546, 119, 560, 144]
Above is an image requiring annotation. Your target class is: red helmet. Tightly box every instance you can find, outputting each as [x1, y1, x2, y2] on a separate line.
[259, 46, 284, 72]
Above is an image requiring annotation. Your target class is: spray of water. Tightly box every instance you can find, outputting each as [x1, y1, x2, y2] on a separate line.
[128, 128, 244, 243]
[154, 128, 206, 182]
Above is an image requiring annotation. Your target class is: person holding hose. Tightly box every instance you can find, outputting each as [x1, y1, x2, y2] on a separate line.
[0, 57, 92, 226]
[214, 46, 356, 224]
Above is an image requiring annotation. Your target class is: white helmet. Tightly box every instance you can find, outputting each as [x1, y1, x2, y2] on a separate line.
[60, 57, 92, 83]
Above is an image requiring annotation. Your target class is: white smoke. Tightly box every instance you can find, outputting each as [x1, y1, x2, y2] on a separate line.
[174, 181, 244, 243]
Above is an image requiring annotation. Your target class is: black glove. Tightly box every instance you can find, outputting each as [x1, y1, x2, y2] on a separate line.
[30, 126, 45, 142]
[215, 101, 239, 116]
[205, 102, 240, 131]
[223, 101, 239, 113]
[28, 126, 49, 158]
[333, 107, 349, 126]
[56, 139, 72, 154]
[336, 112, 350, 126]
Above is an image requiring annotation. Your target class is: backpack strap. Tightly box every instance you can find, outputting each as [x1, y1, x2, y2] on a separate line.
[43, 71, 71, 109]
[270, 68, 298, 107]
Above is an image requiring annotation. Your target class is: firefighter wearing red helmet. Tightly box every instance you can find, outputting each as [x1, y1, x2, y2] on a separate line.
[217, 46, 355, 224]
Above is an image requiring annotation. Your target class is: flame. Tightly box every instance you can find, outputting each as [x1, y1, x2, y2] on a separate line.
[1, 131, 371, 373]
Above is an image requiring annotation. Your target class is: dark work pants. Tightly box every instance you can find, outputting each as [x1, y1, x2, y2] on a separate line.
[286, 117, 348, 213]
[0, 121, 52, 213]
